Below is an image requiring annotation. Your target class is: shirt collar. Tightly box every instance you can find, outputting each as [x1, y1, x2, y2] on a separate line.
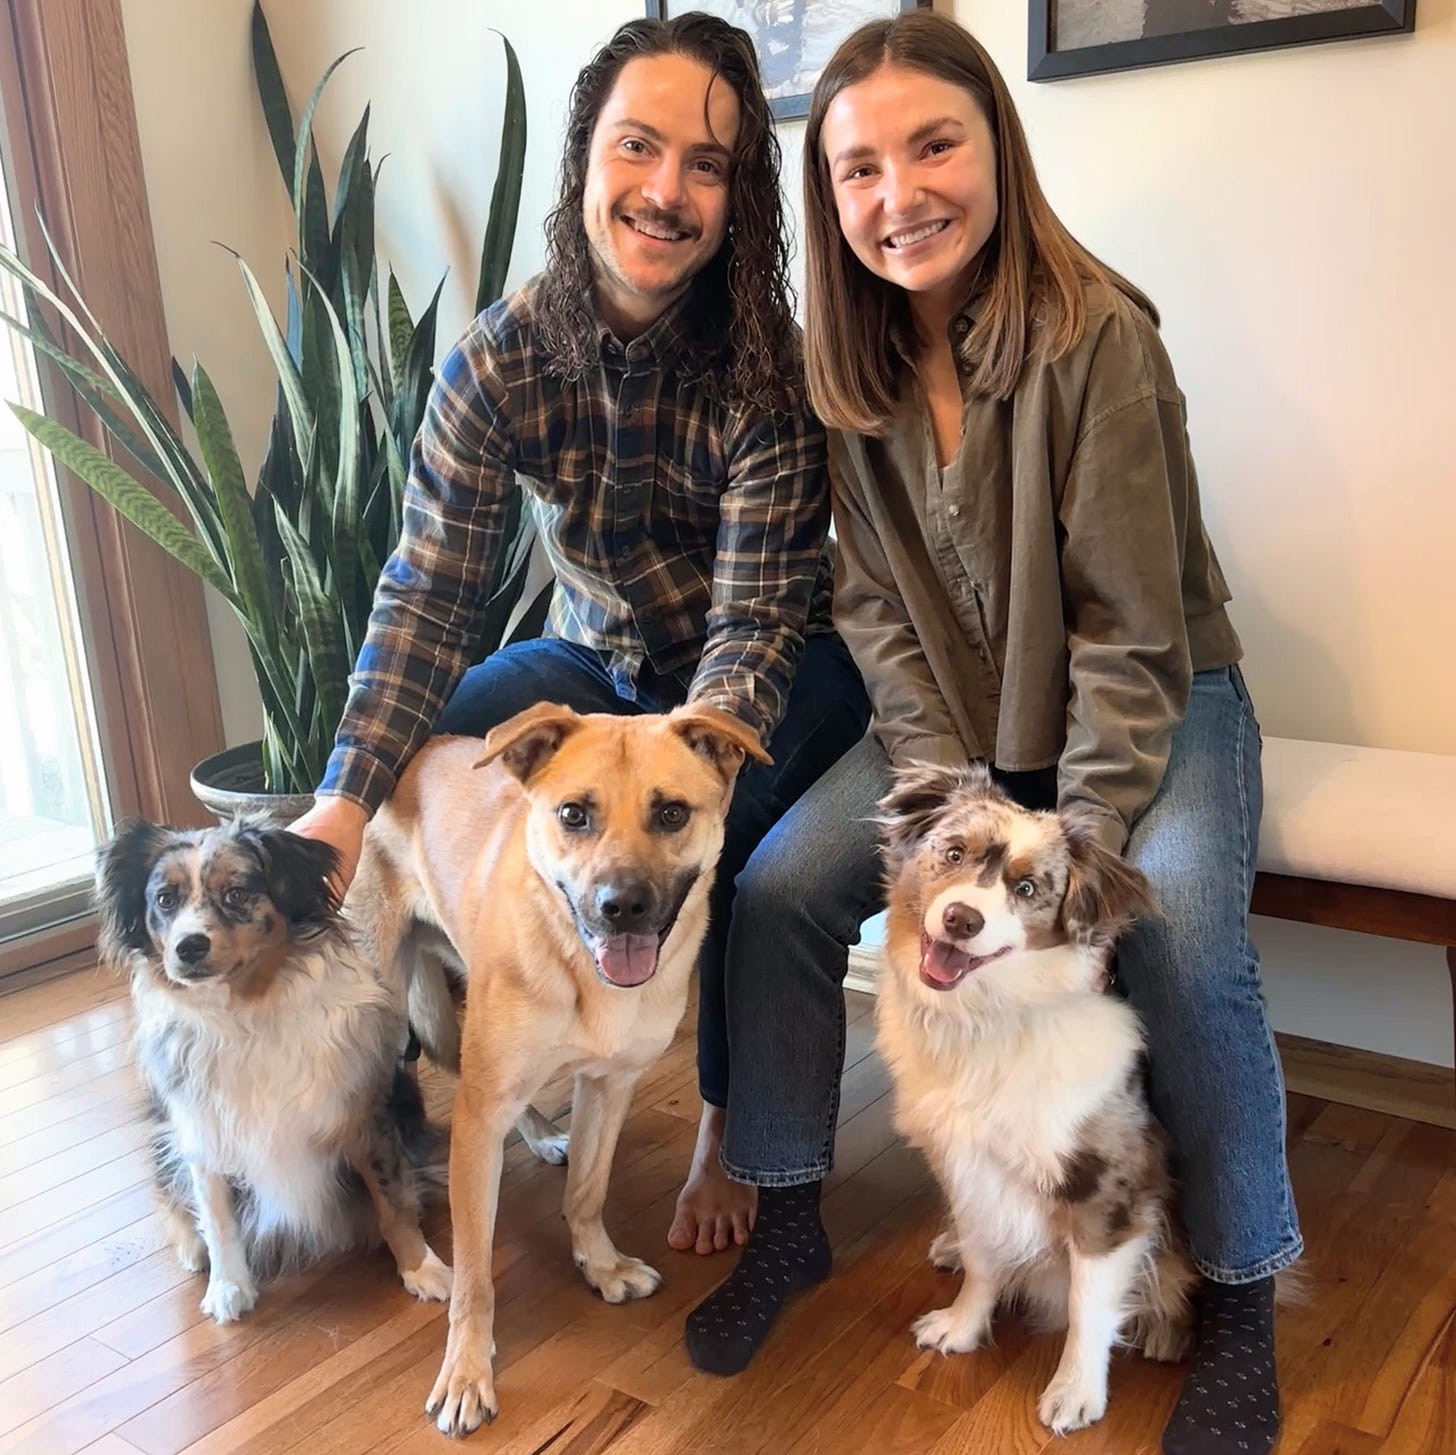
[888, 282, 985, 367]
[594, 288, 696, 371]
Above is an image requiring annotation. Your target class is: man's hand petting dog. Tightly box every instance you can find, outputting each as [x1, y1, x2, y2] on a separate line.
[289, 794, 369, 900]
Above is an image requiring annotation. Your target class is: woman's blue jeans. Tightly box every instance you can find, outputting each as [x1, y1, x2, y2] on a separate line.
[716, 665, 1303, 1285]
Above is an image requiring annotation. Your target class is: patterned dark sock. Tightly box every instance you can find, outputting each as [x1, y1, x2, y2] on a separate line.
[1162, 1276, 1281, 1455]
[684, 1180, 832, 1376]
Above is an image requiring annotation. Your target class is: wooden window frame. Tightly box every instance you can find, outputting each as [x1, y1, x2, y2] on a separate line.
[0, 0, 224, 977]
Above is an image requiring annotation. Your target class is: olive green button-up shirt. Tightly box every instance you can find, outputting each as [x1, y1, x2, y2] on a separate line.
[830, 281, 1242, 853]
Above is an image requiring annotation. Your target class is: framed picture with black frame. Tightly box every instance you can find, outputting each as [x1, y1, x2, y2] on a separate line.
[645, 1, 933, 120]
[1028, 1, 1416, 83]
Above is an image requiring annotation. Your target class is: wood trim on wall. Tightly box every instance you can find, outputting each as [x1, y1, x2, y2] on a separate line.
[0, 916, 95, 981]
[1251, 873, 1456, 948]
[0, 0, 224, 838]
[1275, 1032, 1454, 1132]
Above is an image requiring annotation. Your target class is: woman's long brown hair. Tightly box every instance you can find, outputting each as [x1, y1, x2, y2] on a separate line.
[802, 9, 1155, 434]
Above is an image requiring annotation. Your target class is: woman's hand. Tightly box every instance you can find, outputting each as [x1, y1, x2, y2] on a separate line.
[288, 795, 369, 901]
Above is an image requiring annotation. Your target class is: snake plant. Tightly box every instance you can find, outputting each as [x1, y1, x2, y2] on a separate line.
[0, 1, 542, 795]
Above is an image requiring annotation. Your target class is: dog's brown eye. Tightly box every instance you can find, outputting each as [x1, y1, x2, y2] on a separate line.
[558, 802, 589, 831]
[222, 887, 251, 911]
[155, 887, 178, 911]
[1014, 878, 1036, 899]
[944, 845, 964, 865]
[658, 803, 689, 830]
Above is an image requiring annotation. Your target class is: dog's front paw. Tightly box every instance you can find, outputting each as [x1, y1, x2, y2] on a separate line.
[200, 1276, 258, 1324]
[911, 1305, 988, 1355]
[402, 1247, 453, 1302]
[528, 1130, 570, 1165]
[173, 1228, 208, 1274]
[426, 1340, 497, 1437]
[518, 1107, 570, 1165]
[928, 1230, 962, 1271]
[579, 1252, 662, 1304]
[1138, 1314, 1194, 1364]
[1037, 1371, 1108, 1434]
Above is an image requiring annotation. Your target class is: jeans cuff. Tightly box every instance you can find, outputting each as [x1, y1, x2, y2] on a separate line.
[1193, 1232, 1304, 1285]
[719, 1154, 829, 1189]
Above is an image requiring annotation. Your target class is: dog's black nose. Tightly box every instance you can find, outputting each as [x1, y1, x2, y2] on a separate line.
[594, 878, 656, 934]
[175, 932, 211, 965]
[942, 902, 983, 940]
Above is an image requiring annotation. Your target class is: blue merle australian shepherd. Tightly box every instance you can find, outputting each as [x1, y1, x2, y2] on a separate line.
[95, 816, 454, 1323]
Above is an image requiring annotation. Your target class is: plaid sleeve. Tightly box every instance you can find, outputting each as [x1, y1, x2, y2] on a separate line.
[317, 324, 516, 812]
[686, 404, 830, 744]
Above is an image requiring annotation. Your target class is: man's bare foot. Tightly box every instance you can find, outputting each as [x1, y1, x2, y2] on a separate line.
[667, 1103, 757, 1254]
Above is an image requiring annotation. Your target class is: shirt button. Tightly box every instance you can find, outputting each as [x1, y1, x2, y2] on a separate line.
[948, 504, 961, 518]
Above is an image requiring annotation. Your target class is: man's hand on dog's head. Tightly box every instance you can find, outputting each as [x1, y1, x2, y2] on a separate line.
[288, 795, 368, 900]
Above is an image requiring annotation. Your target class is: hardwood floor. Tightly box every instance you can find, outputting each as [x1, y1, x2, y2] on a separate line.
[0, 968, 1451, 1454]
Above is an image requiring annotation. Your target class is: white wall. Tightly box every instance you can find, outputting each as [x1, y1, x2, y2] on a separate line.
[120, 0, 292, 749]
[121, 1, 1454, 1064]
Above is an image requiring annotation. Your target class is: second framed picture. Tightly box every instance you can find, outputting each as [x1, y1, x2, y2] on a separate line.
[1028, 2, 1417, 83]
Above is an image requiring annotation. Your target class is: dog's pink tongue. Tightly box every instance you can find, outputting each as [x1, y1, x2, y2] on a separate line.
[596, 934, 659, 987]
[920, 937, 972, 988]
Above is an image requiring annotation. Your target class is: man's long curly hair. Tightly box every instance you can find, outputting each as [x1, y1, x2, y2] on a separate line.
[534, 13, 800, 415]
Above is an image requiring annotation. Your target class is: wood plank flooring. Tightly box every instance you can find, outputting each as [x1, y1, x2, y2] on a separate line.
[0, 967, 1450, 1454]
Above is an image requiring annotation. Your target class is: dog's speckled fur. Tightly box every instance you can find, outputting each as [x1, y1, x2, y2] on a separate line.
[875, 763, 1196, 1435]
[95, 817, 453, 1323]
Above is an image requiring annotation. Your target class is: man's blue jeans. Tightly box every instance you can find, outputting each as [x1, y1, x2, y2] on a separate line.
[433, 632, 871, 1110]
[717, 665, 1303, 1284]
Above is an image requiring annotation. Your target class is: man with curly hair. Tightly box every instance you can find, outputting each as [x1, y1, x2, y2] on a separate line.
[291, 10, 869, 1363]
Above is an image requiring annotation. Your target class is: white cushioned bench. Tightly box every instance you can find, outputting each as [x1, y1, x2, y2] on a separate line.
[1254, 737, 1456, 1112]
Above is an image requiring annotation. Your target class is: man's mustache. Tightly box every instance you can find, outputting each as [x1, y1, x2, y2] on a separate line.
[622, 206, 694, 236]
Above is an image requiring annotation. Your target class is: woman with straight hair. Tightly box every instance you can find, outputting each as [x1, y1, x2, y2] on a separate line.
[690, 10, 1301, 1455]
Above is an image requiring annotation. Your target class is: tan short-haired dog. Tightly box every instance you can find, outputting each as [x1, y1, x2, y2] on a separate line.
[351, 701, 768, 1437]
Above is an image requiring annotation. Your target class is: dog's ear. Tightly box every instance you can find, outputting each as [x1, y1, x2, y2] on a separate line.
[239, 822, 341, 931]
[94, 819, 173, 962]
[1060, 812, 1156, 946]
[876, 759, 991, 867]
[669, 704, 773, 785]
[475, 702, 584, 783]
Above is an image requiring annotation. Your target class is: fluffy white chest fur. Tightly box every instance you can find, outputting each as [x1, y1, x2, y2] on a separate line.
[879, 950, 1144, 1264]
[133, 941, 400, 1242]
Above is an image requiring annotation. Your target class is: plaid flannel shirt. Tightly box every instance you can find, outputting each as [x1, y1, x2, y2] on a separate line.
[319, 276, 835, 812]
